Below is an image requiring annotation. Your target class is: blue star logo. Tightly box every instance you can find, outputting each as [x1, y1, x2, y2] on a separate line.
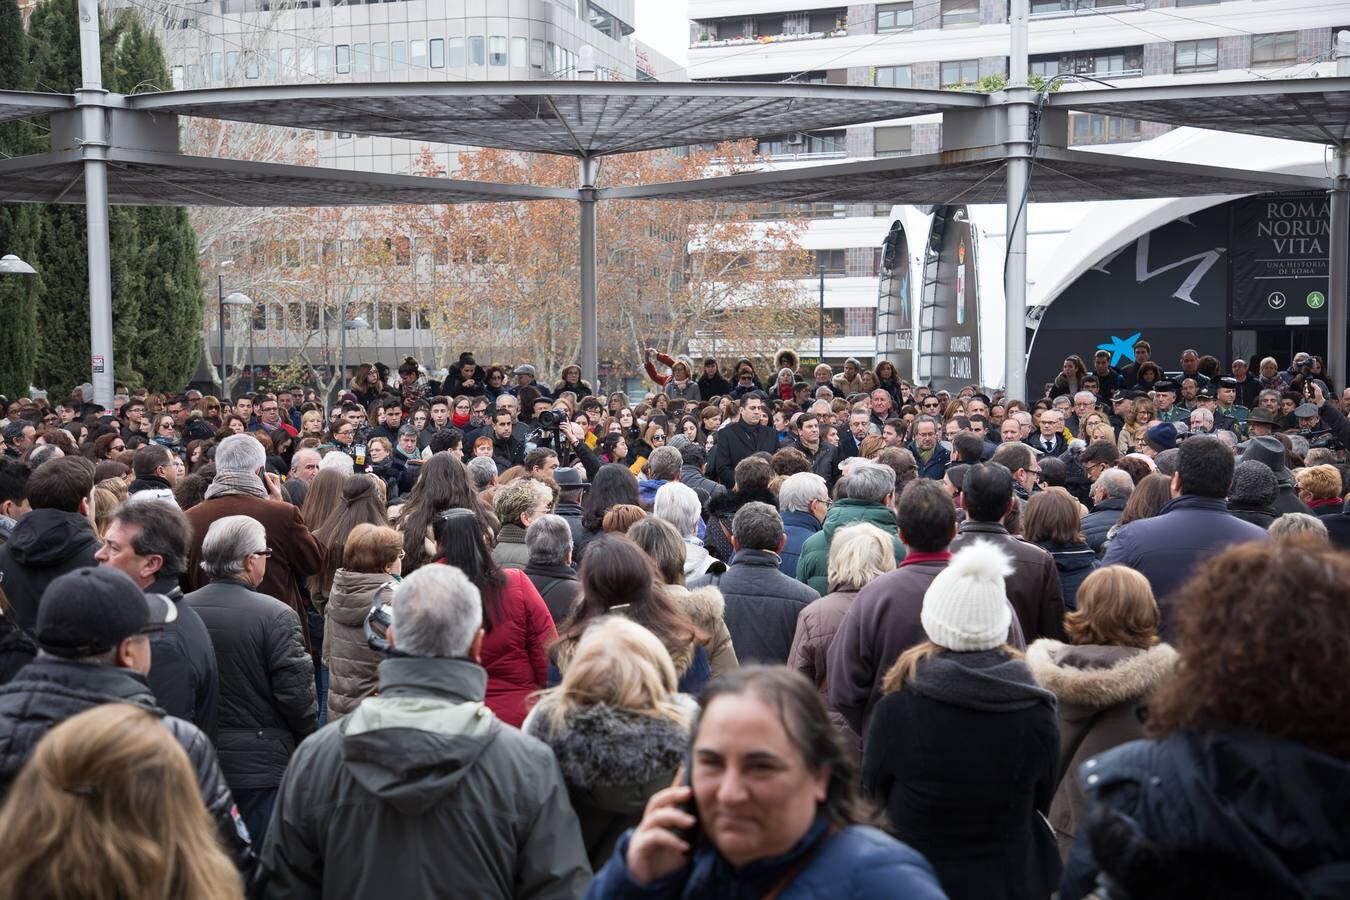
[1097, 332, 1142, 367]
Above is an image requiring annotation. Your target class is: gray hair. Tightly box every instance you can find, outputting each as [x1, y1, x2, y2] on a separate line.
[525, 514, 572, 566]
[1189, 408, 1214, 426]
[731, 501, 783, 552]
[289, 448, 320, 475]
[1256, 388, 1281, 405]
[466, 456, 498, 491]
[1287, 434, 1310, 459]
[646, 446, 683, 482]
[200, 515, 266, 579]
[845, 461, 894, 505]
[653, 481, 701, 538]
[1073, 391, 1096, 406]
[1153, 448, 1181, 476]
[1094, 467, 1135, 501]
[390, 564, 482, 659]
[778, 471, 828, 513]
[318, 450, 354, 475]
[214, 433, 266, 475]
[826, 522, 896, 591]
[1268, 512, 1328, 543]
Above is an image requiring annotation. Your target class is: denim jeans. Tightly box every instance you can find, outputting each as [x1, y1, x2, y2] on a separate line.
[307, 608, 328, 727]
[235, 787, 278, 848]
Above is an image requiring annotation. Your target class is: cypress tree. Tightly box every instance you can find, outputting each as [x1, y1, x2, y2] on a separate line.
[0, 0, 42, 400]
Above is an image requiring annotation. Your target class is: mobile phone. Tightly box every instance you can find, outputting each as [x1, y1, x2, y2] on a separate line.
[670, 751, 700, 846]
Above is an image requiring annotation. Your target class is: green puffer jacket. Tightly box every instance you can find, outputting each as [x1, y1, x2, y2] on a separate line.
[794, 499, 905, 594]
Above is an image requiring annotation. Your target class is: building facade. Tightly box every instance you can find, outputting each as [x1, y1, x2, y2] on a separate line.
[686, 0, 1349, 370]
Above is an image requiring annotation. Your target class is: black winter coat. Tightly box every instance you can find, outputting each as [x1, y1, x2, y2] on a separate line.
[697, 372, 732, 399]
[524, 561, 581, 625]
[1061, 731, 1350, 900]
[1227, 500, 1278, 530]
[0, 617, 34, 685]
[1037, 541, 1099, 612]
[0, 508, 99, 632]
[706, 421, 778, 488]
[688, 548, 818, 664]
[145, 577, 220, 742]
[863, 650, 1061, 900]
[0, 658, 257, 881]
[1080, 498, 1125, 556]
[185, 577, 318, 791]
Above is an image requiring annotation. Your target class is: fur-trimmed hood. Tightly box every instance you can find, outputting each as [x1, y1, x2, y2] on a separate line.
[526, 702, 687, 793]
[774, 347, 800, 374]
[667, 583, 725, 639]
[1026, 640, 1177, 712]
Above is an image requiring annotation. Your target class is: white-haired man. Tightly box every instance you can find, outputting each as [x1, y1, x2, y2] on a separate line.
[262, 564, 590, 899]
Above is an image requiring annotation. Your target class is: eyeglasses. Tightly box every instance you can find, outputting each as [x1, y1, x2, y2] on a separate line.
[158, 423, 175, 431]
[250, 548, 273, 559]
[652, 434, 665, 442]
[260, 406, 278, 413]
[1026, 467, 1042, 479]
[110, 444, 126, 452]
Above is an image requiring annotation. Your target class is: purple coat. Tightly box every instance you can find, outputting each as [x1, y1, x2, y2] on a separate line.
[1100, 494, 1271, 638]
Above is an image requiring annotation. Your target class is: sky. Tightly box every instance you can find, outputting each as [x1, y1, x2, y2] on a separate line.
[634, 1, 691, 68]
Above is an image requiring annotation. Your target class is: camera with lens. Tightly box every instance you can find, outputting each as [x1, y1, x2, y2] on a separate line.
[536, 409, 565, 430]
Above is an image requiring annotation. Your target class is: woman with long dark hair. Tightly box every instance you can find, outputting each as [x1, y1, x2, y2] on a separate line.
[549, 533, 709, 694]
[577, 463, 640, 561]
[394, 451, 493, 574]
[432, 508, 555, 728]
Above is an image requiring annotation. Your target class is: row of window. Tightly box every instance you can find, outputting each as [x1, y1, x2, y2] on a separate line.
[171, 35, 586, 87]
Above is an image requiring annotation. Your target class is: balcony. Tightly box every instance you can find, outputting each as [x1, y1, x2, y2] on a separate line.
[1029, 0, 1146, 19]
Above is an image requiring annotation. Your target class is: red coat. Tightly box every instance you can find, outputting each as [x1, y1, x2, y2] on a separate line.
[454, 566, 556, 728]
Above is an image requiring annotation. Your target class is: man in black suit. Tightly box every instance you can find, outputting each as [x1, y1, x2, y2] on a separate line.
[1024, 408, 1069, 457]
[707, 390, 778, 488]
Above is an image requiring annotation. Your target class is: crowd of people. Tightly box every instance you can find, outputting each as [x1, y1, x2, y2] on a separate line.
[0, 339, 1346, 899]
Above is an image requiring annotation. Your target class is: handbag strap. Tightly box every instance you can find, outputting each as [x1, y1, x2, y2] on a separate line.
[759, 824, 840, 900]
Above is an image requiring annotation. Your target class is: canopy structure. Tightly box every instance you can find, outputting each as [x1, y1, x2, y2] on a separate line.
[7, 0, 1350, 405]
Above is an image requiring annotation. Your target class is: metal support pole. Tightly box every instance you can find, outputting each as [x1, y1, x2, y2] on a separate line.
[1329, 148, 1348, 394]
[77, 0, 114, 409]
[579, 156, 599, 389]
[339, 318, 347, 398]
[818, 267, 825, 360]
[217, 274, 226, 395]
[248, 312, 255, 393]
[1004, 0, 1032, 402]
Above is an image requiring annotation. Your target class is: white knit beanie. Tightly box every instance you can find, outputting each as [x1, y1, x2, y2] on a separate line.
[920, 540, 1014, 652]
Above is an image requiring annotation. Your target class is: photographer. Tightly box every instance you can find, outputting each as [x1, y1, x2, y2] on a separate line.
[1310, 383, 1350, 454]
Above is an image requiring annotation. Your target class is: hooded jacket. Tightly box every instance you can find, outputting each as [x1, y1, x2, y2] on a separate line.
[261, 657, 591, 900]
[322, 569, 397, 721]
[0, 508, 100, 632]
[184, 577, 317, 791]
[1061, 730, 1350, 900]
[0, 658, 257, 884]
[1036, 540, 1099, 611]
[1025, 640, 1177, 860]
[524, 700, 688, 871]
[795, 499, 906, 596]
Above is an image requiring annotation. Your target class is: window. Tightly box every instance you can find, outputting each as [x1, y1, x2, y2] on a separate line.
[815, 249, 847, 274]
[226, 50, 239, 76]
[941, 59, 980, 88]
[353, 43, 369, 74]
[511, 37, 528, 68]
[1175, 0, 1219, 5]
[429, 38, 445, 69]
[372, 42, 387, 72]
[409, 39, 426, 69]
[941, 0, 979, 28]
[531, 38, 545, 69]
[876, 2, 913, 32]
[874, 65, 911, 88]
[447, 37, 464, 68]
[469, 36, 485, 66]
[1069, 112, 1143, 145]
[316, 46, 333, 76]
[1251, 31, 1298, 68]
[1030, 46, 1143, 79]
[335, 44, 350, 75]
[244, 52, 260, 79]
[808, 9, 844, 32]
[391, 41, 406, 70]
[489, 36, 507, 66]
[757, 130, 846, 157]
[874, 125, 913, 157]
[1174, 38, 1218, 73]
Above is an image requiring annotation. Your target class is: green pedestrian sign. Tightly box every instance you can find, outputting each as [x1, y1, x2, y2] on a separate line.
[1307, 291, 1326, 310]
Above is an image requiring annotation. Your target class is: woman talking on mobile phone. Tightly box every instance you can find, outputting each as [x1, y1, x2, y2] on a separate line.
[585, 667, 947, 899]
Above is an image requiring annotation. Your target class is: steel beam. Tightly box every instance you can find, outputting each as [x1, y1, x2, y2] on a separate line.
[1004, 0, 1032, 402]
[1329, 148, 1348, 395]
[579, 157, 598, 389]
[78, 0, 114, 410]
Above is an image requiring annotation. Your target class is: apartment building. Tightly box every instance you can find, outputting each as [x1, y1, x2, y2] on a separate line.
[686, 0, 1349, 368]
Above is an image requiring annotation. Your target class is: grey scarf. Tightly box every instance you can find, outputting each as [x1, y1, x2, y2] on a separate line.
[204, 470, 267, 501]
[911, 649, 1056, 713]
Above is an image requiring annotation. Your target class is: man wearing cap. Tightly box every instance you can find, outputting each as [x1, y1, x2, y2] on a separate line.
[1140, 422, 1177, 458]
[510, 364, 551, 400]
[1244, 406, 1281, 439]
[0, 567, 257, 880]
[1239, 436, 1312, 516]
[96, 500, 219, 739]
[1213, 377, 1249, 436]
[1305, 382, 1350, 451]
[1294, 401, 1322, 433]
[1152, 382, 1187, 423]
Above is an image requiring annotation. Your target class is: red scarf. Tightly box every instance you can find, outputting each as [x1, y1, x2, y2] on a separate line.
[452, 411, 470, 428]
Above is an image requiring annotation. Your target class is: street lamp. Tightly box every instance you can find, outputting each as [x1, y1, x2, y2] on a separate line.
[339, 315, 368, 398]
[0, 254, 37, 275]
[219, 288, 250, 398]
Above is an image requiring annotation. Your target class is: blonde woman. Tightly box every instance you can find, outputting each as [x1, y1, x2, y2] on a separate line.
[88, 479, 128, 541]
[0, 704, 244, 900]
[523, 616, 694, 871]
[1116, 397, 1154, 454]
[299, 409, 325, 440]
[788, 522, 896, 758]
[1079, 410, 1116, 448]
